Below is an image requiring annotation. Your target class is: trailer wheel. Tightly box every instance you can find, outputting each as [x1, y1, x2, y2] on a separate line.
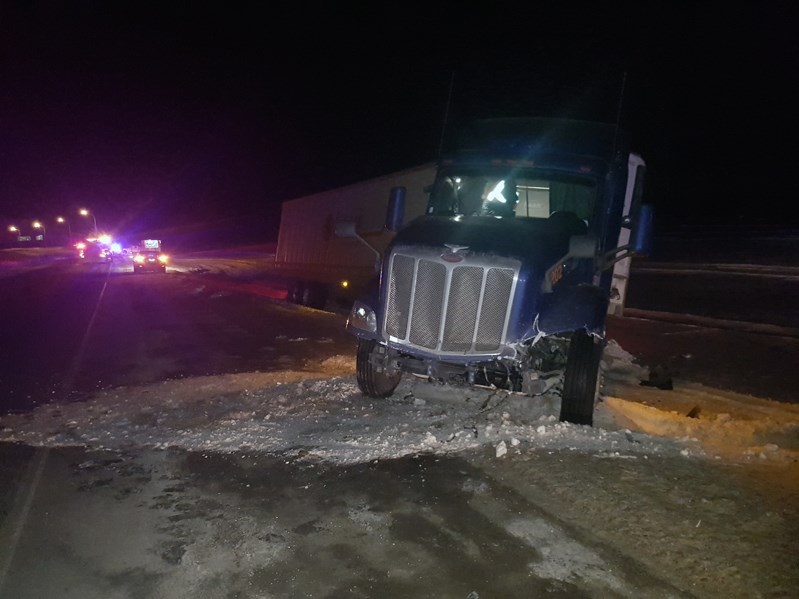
[560, 330, 602, 426]
[288, 280, 304, 304]
[356, 339, 401, 398]
[302, 282, 328, 310]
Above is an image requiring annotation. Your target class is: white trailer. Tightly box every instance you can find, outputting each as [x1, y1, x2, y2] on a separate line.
[273, 163, 436, 308]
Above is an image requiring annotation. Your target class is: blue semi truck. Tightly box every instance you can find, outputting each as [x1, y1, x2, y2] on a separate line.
[341, 117, 653, 426]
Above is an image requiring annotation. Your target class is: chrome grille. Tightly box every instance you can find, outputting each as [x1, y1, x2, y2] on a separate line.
[385, 254, 414, 339]
[408, 260, 446, 348]
[476, 268, 515, 351]
[441, 266, 483, 352]
[384, 248, 519, 355]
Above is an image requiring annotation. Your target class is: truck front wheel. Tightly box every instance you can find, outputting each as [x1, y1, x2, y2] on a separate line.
[560, 330, 603, 426]
[356, 339, 401, 398]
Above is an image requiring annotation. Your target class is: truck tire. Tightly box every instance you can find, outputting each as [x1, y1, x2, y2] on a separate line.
[356, 339, 401, 398]
[560, 330, 602, 426]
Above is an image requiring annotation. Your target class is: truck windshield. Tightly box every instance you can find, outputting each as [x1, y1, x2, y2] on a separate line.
[427, 170, 597, 224]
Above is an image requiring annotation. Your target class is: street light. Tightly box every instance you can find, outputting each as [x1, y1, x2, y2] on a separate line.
[32, 221, 47, 246]
[56, 216, 72, 242]
[79, 208, 98, 237]
[8, 225, 20, 243]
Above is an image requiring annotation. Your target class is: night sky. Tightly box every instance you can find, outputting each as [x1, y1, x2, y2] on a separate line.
[1, 2, 797, 244]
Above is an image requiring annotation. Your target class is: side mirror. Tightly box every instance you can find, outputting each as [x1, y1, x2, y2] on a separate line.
[333, 220, 381, 272]
[385, 186, 405, 232]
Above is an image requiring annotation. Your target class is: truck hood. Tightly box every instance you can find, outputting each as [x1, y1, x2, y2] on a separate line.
[390, 215, 585, 271]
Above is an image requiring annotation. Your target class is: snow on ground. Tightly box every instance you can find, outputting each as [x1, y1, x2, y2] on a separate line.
[2, 342, 797, 468]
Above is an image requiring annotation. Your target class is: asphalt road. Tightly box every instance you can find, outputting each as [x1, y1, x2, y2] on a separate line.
[626, 263, 799, 330]
[0, 259, 356, 414]
[617, 262, 799, 403]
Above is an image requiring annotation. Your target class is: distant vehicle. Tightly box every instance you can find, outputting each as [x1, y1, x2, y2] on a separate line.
[76, 240, 112, 263]
[133, 250, 167, 273]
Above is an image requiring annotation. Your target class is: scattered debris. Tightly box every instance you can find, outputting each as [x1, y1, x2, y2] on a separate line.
[495, 440, 507, 458]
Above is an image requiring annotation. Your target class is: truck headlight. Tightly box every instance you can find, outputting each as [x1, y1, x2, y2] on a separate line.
[347, 301, 377, 333]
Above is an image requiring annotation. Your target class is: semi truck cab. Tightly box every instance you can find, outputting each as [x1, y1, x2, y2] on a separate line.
[344, 117, 652, 425]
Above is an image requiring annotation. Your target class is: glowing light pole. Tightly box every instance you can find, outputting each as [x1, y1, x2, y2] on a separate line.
[8, 225, 21, 244]
[79, 208, 98, 237]
[56, 216, 72, 243]
[32, 221, 47, 245]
